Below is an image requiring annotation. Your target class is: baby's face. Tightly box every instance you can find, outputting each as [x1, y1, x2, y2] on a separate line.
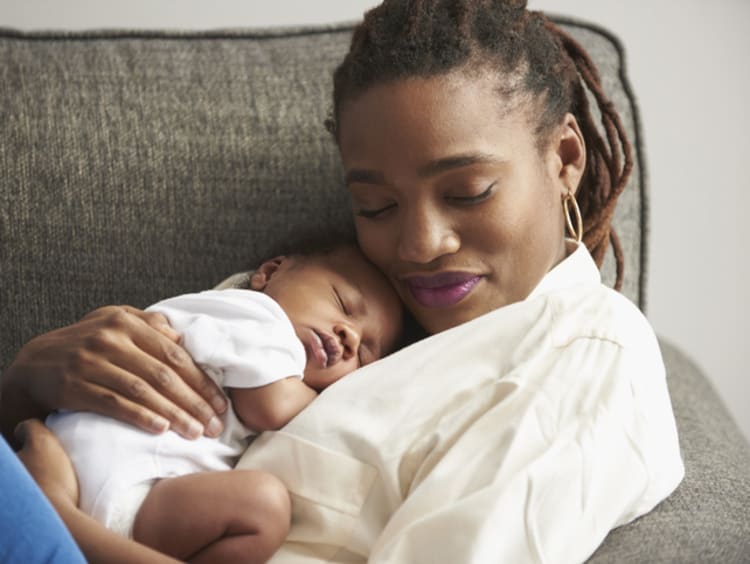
[262, 247, 403, 390]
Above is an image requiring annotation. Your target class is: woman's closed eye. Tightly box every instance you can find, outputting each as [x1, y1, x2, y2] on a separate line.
[355, 202, 397, 219]
[445, 182, 496, 205]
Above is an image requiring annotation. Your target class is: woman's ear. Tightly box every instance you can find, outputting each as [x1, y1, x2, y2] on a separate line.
[249, 256, 289, 291]
[550, 113, 586, 197]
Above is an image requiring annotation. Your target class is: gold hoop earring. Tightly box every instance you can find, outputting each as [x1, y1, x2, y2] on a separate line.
[563, 192, 583, 243]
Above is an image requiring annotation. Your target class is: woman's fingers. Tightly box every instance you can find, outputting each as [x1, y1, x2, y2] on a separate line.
[15, 419, 79, 509]
[108, 306, 228, 418]
[1, 305, 226, 441]
[57, 360, 186, 437]
[75, 306, 227, 438]
[127, 318, 228, 416]
[119, 306, 181, 342]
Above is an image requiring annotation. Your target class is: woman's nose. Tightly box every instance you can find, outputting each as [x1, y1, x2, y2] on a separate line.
[397, 205, 460, 264]
[335, 323, 361, 363]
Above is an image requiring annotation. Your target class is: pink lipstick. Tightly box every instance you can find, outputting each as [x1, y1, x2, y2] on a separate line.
[404, 272, 481, 307]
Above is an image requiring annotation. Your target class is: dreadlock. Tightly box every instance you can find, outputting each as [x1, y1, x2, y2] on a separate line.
[326, 0, 632, 290]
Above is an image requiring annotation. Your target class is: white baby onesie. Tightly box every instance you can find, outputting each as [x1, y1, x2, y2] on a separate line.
[47, 289, 306, 535]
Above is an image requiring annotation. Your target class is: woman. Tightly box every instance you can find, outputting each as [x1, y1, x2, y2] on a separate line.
[4, 1, 683, 562]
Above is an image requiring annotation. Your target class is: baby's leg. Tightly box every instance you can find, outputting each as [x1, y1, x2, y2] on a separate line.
[132, 469, 290, 563]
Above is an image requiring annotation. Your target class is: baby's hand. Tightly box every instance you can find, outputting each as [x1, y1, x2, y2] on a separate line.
[15, 419, 79, 512]
[230, 377, 318, 432]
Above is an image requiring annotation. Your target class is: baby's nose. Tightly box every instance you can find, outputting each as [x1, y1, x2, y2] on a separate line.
[335, 323, 361, 361]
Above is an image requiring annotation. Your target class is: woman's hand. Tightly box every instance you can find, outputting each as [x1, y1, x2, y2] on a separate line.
[1, 305, 227, 442]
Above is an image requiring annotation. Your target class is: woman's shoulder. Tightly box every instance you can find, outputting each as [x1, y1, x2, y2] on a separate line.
[544, 281, 659, 354]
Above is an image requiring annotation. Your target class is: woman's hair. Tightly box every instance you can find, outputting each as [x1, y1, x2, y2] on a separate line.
[326, 0, 633, 290]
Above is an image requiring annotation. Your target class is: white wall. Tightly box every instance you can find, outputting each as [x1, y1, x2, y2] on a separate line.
[2, 0, 748, 440]
[526, 1, 750, 444]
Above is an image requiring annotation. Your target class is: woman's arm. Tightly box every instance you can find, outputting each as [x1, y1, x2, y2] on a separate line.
[1, 305, 228, 444]
[15, 419, 179, 564]
[231, 378, 318, 432]
[366, 337, 683, 563]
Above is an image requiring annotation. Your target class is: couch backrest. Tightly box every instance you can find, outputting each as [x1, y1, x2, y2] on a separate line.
[0, 19, 647, 370]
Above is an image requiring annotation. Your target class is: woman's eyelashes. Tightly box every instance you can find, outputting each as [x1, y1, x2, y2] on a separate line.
[445, 182, 496, 205]
[354, 182, 496, 218]
[355, 202, 396, 219]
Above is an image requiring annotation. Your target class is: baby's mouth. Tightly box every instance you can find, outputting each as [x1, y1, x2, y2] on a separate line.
[308, 330, 342, 368]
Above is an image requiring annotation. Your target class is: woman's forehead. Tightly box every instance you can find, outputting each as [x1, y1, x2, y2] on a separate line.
[338, 72, 536, 176]
[339, 67, 530, 126]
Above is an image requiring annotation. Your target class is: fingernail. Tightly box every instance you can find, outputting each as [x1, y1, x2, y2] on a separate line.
[206, 416, 223, 437]
[160, 324, 180, 341]
[211, 394, 228, 413]
[186, 418, 204, 439]
[151, 416, 169, 434]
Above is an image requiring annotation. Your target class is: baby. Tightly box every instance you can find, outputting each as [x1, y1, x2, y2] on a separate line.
[46, 244, 403, 563]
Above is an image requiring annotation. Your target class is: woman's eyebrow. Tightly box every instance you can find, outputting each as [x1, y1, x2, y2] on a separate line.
[417, 152, 505, 178]
[345, 152, 504, 186]
[345, 169, 385, 186]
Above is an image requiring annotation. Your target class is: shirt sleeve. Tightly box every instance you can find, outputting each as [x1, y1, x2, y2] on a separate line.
[147, 289, 306, 388]
[367, 333, 684, 564]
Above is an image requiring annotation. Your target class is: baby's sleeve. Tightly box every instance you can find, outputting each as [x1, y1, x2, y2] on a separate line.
[147, 289, 306, 389]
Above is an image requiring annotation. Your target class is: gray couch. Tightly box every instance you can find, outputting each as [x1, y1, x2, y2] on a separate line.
[1, 17, 748, 562]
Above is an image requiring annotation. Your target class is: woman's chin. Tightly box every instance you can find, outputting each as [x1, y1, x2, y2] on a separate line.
[410, 288, 520, 334]
[412, 305, 482, 335]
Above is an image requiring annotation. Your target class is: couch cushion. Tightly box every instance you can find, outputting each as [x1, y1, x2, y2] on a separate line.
[587, 339, 750, 563]
[0, 19, 645, 372]
[2, 18, 748, 564]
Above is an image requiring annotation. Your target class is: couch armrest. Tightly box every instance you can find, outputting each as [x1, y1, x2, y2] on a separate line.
[588, 338, 750, 562]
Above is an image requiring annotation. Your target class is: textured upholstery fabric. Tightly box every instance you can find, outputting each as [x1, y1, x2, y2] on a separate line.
[0, 20, 645, 370]
[588, 339, 750, 563]
[0, 18, 747, 563]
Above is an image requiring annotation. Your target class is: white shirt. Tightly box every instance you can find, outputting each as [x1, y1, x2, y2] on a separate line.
[236, 243, 684, 563]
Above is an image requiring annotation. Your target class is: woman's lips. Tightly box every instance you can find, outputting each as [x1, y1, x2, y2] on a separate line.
[404, 272, 482, 307]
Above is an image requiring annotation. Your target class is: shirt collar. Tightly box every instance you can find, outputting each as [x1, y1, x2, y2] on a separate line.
[525, 239, 601, 301]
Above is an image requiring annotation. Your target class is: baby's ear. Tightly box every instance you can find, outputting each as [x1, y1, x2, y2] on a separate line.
[249, 256, 288, 290]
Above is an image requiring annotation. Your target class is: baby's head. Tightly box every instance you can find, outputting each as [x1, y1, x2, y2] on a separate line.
[249, 244, 403, 390]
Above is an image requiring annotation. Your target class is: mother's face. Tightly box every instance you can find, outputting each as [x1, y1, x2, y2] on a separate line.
[338, 71, 585, 334]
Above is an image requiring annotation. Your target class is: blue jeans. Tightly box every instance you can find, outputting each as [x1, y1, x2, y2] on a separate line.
[0, 435, 85, 563]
